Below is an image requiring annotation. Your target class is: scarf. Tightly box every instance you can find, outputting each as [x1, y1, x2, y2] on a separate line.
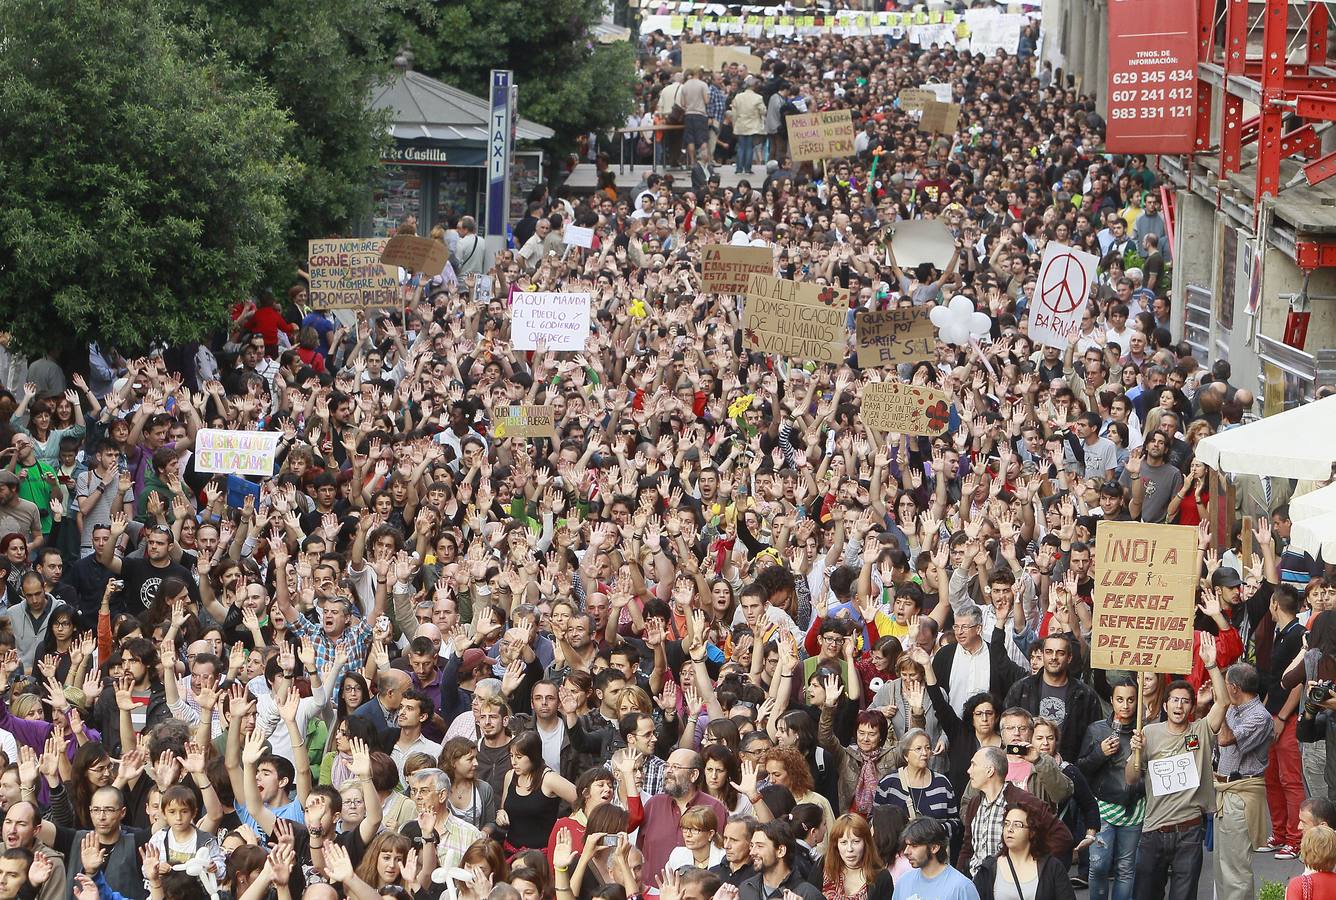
[852, 753, 879, 817]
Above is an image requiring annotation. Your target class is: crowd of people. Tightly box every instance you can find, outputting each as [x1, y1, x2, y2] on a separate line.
[0, 8, 1333, 900]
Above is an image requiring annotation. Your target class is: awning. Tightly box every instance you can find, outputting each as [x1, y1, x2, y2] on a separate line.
[369, 70, 555, 145]
[1291, 482, 1336, 522]
[1291, 508, 1336, 560]
[1194, 396, 1336, 481]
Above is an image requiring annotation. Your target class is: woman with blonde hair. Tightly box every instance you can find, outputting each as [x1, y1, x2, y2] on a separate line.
[1288, 823, 1336, 896]
[664, 804, 724, 871]
[821, 813, 892, 900]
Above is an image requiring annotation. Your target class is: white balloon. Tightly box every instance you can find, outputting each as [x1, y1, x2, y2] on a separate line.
[969, 312, 992, 337]
[729, 231, 752, 246]
[930, 294, 990, 346]
[750, 238, 769, 248]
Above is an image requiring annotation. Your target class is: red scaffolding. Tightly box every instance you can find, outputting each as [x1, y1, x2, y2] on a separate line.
[1195, 0, 1336, 269]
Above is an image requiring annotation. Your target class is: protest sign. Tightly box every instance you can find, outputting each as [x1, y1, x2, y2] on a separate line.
[786, 109, 855, 161]
[701, 244, 773, 294]
[379, 234, 449, 274]
[511, 292, 592, 351]
[742, 274, 849, 364]
[308, 238, 398, 309]
[1090, 522, 1199, 672]
[195, 429, 281, 478]
[917, 100, 961, 134]
[856, 307, 936, 367]
[888, 220, 957, 270]
[564, 225, 595, 249]
[493, 405, 557, 440]
[898, 88, 938, 111]
[860, 381, 951, 435]
[714, 46, 764, 70]
[682, 43, 713, 70]
[923, 83, 954, 103]
[1030, 242, 1098, 349]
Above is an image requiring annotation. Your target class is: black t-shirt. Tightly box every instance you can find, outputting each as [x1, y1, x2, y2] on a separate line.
[114, 556, 199, 616]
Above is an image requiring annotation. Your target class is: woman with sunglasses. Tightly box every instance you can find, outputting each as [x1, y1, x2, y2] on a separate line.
[974, 803, 1076, 900]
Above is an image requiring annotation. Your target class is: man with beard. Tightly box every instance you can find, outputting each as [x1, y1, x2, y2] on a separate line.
[638, 749, 727, 883]
[3, 801, 62, 900]
[893, 818, 979, 900]
[738, 820, 822, 900]
[1120, 430, 1183, 524]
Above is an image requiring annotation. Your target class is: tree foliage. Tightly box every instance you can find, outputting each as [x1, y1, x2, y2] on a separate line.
[0, 0, 296, 355]
[167, 0, 396, 261]
[396, 0, 637, 143]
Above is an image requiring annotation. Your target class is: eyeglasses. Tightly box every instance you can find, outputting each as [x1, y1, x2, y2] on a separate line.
[90, 807, 121, 817]
[664, 764, 698, 773]
[1003, 820, 1030, 831]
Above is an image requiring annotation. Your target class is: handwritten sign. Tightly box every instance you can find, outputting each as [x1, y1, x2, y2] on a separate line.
[682, 44, 763, 71]
[917, 100, 961, 135]
[564, 225, 595, 249]
[856, 307, 936, 367]
[898, 88, 938, 112]
[1030, 242, 1098, 349]
[308, 238, 398, 309]
[742, 274, 849, 364]
[511, 292, 591, 351]
[786, 109, 855, 161]
[860, 381, 951, 435]
[701, 245, 773, 294]
[493, 405, 557, 440]
[379, 235, 449, 274]
[195, 429, 281, 478]
[1148, 751, 1201, 796]
[1091, 522, 1199, 672]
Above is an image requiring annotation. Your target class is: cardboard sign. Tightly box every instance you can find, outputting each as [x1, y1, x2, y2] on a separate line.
[511, 292, 592, 351]
[564, 225, 595, 249]
[742, 274, 849, 364]
[1090, 522, 1199, 672]
[701, 244, 773, 294]
[1030, 243, 1098, 349]
[308, 239, 398, 309]
[917, 100, 961, 134]
[195, 429, 281, 478]
[493, 405, 557, 440]
[856, 307, 936, 367]
[379, 235, 449, 274]
[898, 88, 938, 112]
[889, 220, 957, 270]
[860, 381, 951, 435]
[682, 44, 763, 71]
[786, 109, 856, 161]
[1106, 0, 1199, 153]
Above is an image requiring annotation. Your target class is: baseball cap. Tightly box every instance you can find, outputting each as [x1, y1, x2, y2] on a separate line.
[460, 648, 490, 673]
[0, 472, 19, 487]
[1210, 567, 1244, 589]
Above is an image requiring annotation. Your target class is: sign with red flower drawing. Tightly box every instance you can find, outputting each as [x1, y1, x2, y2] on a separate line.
[860, 381, 951, 436]
[742, 274, 850, 364]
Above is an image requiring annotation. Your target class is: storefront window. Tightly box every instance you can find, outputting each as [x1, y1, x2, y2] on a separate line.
[433, 169, 476, 227]
[372, 166, 422, 236]
[1262, 359, 1313, 416]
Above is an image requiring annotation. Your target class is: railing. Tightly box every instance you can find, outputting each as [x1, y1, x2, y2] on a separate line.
[609, 124, 685, 173]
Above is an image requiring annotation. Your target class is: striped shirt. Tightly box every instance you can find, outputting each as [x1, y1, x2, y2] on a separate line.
[1097, 794, 1146, 826]
[876, 770, 959, 838]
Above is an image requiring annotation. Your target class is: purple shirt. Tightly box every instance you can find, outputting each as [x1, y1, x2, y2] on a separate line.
[638, 789, 727, 884]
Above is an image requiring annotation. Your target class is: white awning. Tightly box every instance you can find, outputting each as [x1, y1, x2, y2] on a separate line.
[1291, 482, 1336, 522]
[1291, 508, 1336, 560]
[1194, 396, 1336, 481]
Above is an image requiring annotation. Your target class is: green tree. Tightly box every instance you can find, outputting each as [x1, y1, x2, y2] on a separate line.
[398, 0, 637, 143]
[169, 0, 396, 257]
[0, 0, 296, 355]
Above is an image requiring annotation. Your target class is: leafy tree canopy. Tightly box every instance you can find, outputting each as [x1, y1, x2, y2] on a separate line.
[0, 0, 297, 355]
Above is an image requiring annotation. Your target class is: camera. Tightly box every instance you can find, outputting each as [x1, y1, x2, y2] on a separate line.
[1308, 681, 1335, 708]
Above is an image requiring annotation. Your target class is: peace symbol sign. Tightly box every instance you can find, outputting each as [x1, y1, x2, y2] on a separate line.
[1039, 252, 1088, 316]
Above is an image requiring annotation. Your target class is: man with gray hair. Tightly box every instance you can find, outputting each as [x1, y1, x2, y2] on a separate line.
[1213, 661, 1274, 898]
[400, 768, 483, 867]
[444, 677, 503, 741]
[930, 603, 1024, 716]
[453, 216, 485, 277]
[958, 745, 1073, 877]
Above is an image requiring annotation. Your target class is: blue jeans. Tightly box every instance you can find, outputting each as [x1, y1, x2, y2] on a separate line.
[1089, 821, 1141, 900]
[735, 134, 754, 172]
[1135, 821, 1204, 900]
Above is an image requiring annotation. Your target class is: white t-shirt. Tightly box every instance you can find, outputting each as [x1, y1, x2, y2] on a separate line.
[536, 718, 566, 773]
